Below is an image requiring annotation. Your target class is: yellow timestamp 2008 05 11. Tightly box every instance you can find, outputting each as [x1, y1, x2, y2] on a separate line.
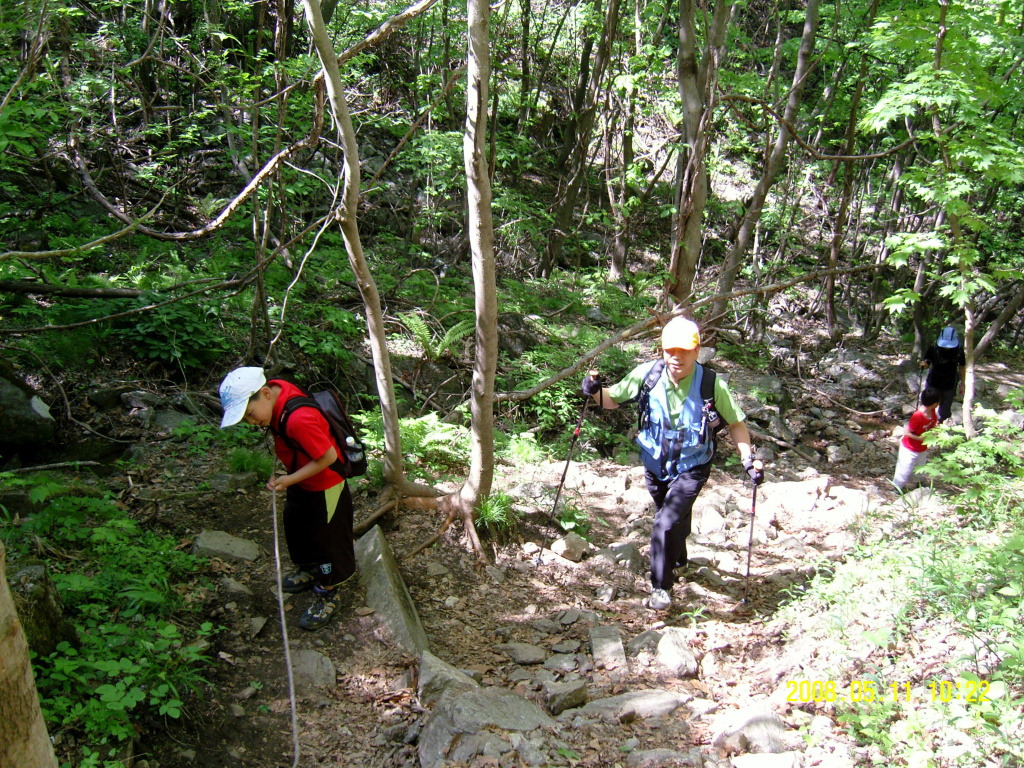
[785, 679, 992, 704]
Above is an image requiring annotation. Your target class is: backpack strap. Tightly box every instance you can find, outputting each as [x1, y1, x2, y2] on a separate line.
[636, 359, 666, 433]
[276, 393, 317, 474]
[699, 365, 723, 441]
[276, 391, 346, 476]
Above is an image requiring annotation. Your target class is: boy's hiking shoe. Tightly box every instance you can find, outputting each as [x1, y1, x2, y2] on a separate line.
[281, 570, 316, 594]
[644, 588, 672, 611]
[299, 587, 339, 630]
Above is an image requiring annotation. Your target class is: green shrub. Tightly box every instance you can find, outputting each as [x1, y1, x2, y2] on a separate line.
[354, 410, 469, 483]
[477, 492, 520, 538]
[0, 474, 215, 763]
[227, 448, 274, 479]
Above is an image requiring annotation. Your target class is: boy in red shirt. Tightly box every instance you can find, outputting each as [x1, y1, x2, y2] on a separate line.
[219, 367, 354, 630]
[892, 387, 941, 491]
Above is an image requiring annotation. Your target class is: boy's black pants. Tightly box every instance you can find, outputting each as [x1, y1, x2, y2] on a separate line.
[283, 482, 355, 588]
[644, 460, 712, 591]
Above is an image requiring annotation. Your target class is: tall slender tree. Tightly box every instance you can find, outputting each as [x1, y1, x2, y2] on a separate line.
[707, 0, 821, 327]
[0, 541, 58, 768]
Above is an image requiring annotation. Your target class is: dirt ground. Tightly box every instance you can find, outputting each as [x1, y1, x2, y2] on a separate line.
[125, 450, 886, 767]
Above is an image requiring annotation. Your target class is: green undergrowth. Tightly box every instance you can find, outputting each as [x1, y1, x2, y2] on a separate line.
[0, 473, 216, 768]
[775, 409, 1024, 767]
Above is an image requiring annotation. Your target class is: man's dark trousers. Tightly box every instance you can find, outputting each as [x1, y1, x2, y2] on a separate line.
[645, 460, 712, 590]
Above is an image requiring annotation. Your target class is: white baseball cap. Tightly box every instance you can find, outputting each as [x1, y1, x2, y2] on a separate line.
[219, 367, 267, 427]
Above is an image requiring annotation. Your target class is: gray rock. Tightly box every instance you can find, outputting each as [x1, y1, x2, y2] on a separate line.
[290, 649, 335, 692]
[0, 372, 55, 447]
[551, 640, 580, 653]
[555, 608, 583, 626]
[551, 532, 591, 562]
[836, 427, 870, 453]
[355, 526, 429, 654]
[542, 679, 588, 715]
[495, 642, 547, 665]
[6, 560, 78, 656]
[192, 530, 260, 562]
[153, 410, 196, 432]
[596, 584, 616, 603]
[773, 536, 807, 556]
[219, 577, 253, 598]
[424, 561, 449, 577]
[656, 627, 699, 678]
[418, 687, 556, 768]
[590, 624, 627, 671]
[711, 703, 791, 754]
[627, 629, 663, 656]
[561, 689, 690, 720]
[531, 617, 563, 634]
[83, 384, 136, 410]
[694, 507, 727, 535]
[121, 390, 161, 408]
[542, 653, 580, 673]
[418, 650, 479, 707]
[244, 617, 267, 639]
[767, 415, 799, 445]
[628, 748, 705, 767]
[825, 444, 852, 463]
[592, 541, 644, 573]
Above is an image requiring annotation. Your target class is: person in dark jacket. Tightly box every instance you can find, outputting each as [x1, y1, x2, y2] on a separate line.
[921, 326, 966, 422]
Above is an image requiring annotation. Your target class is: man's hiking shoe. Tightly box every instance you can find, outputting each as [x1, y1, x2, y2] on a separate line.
[644, 588, 672, 611]
[299, 587, 339, 631]
[281, 570, 316, 593]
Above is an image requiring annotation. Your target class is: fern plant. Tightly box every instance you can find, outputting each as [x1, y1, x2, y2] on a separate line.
[400, 312, 474, 360]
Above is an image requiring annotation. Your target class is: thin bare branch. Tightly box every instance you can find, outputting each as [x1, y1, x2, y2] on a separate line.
[496, 262, 882, 402]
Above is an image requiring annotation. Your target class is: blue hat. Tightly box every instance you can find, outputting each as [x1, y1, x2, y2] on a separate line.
[937, 326, 959, 349]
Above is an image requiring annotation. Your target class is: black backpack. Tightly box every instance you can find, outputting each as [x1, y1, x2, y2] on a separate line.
[636, 360, 723, 444]
[275, 382, 368, 479]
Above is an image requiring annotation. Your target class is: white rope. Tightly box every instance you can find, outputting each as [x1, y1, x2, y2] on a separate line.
[271, 490, 302, 767]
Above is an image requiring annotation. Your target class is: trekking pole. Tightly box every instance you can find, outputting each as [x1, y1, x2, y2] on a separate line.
[549, 395, 590, 524]
[270, 488, 302, 768]
[537, 391, 592, 563]
[742, 480, 758, 604]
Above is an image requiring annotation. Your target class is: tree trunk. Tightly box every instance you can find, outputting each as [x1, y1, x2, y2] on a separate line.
[974, 281, 1024, 357]
[666, 0, 733, 304]
[299, 0, 435, 497]
[708, 0, 820, 325]
[537, 0, 622, 278]
[825, 47, 871, 340]
[517, 0, 531, 127]
[454, 0, 499, 559]
[962, 303, 977, 438]
[0, 541, 59, 768]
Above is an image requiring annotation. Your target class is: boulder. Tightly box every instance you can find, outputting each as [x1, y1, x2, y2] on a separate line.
[0, 366, 55, 448]
[6, 559, 78, 656]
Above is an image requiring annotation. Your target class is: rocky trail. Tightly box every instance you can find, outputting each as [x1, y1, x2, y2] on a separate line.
[13, 345, 1018, 768]
[120, 348, 985, 768]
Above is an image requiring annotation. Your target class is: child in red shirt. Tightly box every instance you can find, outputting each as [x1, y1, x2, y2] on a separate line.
[219, 367, 354, 630]
[892, 387, 941, 491]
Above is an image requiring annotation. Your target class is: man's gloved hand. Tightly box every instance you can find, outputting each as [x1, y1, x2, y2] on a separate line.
[582, 373, 603, 397]
[742, 455, 764, 486]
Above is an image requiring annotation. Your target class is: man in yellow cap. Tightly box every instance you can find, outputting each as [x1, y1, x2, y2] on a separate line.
[582, 316, 762, 611]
